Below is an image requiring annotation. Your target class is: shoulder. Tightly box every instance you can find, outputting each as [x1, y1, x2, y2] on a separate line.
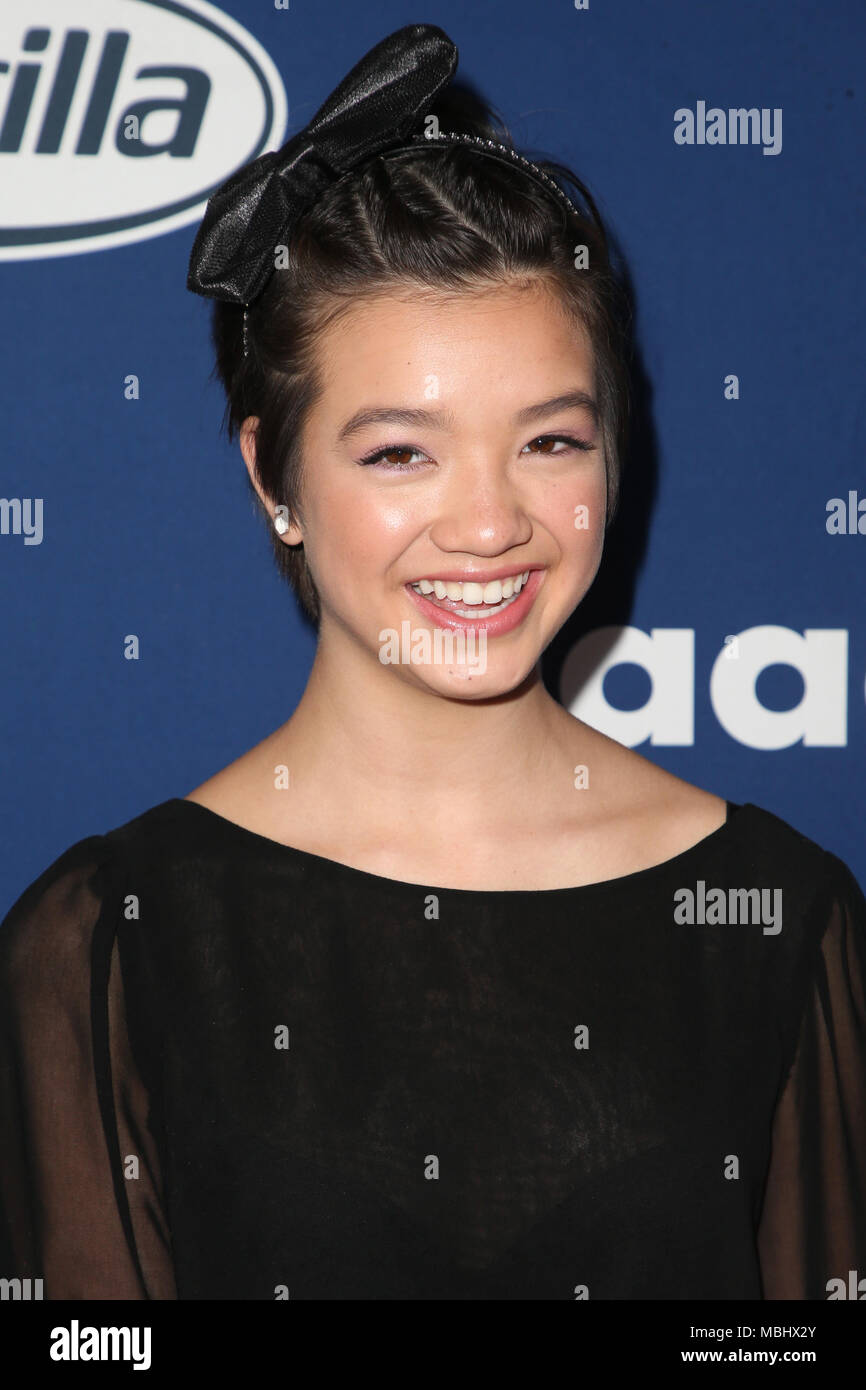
[572, 721, 860, 904]
[715, 801, 866, 1017]
[1, 830, 112, 937]
[0, 801, 183, 977]
[727, 798, 863, 909]
[566, 725, 729, 869]
[0, 830, 119, 1009]
[686, 784, 864, 928]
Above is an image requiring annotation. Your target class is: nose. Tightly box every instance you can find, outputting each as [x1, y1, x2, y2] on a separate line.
[427, 452, 534, 557]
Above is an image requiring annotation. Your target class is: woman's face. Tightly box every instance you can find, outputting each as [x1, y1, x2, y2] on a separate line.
[256, 278, 607, 698]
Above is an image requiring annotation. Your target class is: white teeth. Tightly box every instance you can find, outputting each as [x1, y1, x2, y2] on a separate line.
[448, 593, 520, 617]
[410, 570, 531, 605]
[460, 582, 484, 606]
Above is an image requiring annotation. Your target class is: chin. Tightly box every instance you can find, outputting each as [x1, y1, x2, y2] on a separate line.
[398, 649, 538, 701]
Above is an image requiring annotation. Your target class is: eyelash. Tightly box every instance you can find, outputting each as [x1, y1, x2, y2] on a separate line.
[357, 434, 596, 471]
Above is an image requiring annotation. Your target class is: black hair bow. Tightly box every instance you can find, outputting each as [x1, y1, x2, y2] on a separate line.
[186, 24, 458, 306]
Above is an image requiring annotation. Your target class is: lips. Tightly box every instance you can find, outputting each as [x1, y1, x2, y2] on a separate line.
[411, 579, 525, 614]
[408, 565, 540, 585]
[404, 567, 545, 637]
[407, 566, 541, 609]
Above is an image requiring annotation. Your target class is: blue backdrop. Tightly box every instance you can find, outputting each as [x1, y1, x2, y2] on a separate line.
[1, 0, 864, 915]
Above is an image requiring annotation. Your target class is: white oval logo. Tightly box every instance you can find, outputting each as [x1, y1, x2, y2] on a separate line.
[0, 0, 288, 260]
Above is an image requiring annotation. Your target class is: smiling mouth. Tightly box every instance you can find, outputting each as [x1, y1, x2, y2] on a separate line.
[408, 570, 532, 617]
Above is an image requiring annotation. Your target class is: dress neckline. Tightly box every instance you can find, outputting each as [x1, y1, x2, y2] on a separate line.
[162, 796, 751, 901]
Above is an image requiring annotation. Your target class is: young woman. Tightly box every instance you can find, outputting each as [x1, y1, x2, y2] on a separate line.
[1, 24, 864, 1301]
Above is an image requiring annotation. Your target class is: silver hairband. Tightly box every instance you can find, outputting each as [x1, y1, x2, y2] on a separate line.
[238, 131, 585, 359]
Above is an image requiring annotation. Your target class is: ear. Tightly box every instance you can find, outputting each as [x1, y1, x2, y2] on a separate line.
[240, 415, 304, 546]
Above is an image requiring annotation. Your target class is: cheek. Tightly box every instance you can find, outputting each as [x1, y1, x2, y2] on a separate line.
[302, 482, 415, 589]
[538, 466, 608, 554]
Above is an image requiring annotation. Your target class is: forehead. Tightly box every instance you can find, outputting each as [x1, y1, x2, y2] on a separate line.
[311, 279, 594, 404]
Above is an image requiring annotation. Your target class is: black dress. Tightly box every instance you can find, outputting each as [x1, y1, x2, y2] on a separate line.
[1, 796, 864, 1300]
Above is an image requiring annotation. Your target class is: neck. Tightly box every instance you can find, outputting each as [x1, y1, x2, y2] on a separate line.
[268, 621, 580, 828]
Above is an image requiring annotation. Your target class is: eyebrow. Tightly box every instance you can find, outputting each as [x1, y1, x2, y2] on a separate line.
[336, 390, 599, 442]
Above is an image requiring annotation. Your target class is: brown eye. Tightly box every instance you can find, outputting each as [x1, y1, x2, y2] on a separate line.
[358, 445, 429, 470]
[522, 434, 594, 455]
[381, 448, 417, 467]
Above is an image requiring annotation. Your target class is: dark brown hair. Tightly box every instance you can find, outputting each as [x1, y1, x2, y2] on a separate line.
[208, 85, 633, 627]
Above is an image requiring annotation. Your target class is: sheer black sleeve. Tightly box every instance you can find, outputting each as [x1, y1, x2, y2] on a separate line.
[757, 851, 866, 1299]
[0, 838, 176, 1298]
